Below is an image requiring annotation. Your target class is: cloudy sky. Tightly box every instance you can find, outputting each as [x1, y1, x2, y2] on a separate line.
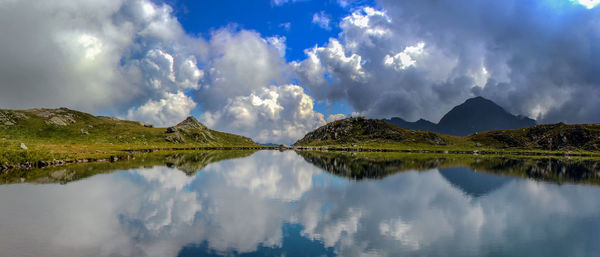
[0, 0, 599, 143]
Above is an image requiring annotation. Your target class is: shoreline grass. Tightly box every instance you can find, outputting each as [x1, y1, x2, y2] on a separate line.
[3, 138, 599, 172]
[0, 139, 265, 170]
[293, 142, 600, 158]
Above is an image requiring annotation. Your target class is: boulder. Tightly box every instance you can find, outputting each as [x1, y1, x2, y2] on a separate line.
[137, 121, 154, 128]
[165, 132, 186, 143]
[0, 111, 16, 126]
[166, 127, 178, 133]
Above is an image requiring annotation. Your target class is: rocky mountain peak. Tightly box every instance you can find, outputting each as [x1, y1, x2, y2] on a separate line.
[165, 116, 213, 143]
[386, 96, 536, 136]
[174, 116, 207, 130]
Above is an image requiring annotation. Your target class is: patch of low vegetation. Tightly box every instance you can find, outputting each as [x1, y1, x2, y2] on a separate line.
[0, 108, 260, 167]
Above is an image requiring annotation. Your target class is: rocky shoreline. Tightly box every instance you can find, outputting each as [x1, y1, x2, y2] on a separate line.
[0, 155, 131, 172]
[0, 147, 267, 172]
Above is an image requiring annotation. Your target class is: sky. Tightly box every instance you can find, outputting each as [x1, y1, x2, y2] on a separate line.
[0, 0, 599, 144]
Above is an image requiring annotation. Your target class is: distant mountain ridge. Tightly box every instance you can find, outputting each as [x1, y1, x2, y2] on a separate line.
[384, 96, 536, 136]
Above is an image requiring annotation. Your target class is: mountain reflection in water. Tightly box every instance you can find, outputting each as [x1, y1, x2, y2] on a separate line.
[0, 150, 598, 257]
[296, 150, 600, 185]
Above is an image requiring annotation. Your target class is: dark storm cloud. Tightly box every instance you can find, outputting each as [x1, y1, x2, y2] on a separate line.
[294, 0, 600, 123]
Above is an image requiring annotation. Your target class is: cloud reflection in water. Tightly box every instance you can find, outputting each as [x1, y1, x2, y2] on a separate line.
[0, 151, 598, 257]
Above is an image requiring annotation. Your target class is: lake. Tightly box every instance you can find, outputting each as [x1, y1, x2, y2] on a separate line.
[0, 150, 599, 257]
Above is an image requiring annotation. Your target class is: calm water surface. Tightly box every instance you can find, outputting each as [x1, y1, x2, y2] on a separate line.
[0, 150, 599, 257]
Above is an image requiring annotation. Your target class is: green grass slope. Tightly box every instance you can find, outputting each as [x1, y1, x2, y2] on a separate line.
[295, 117, 600, 155]
[0, 108, 260, 166]
[468, 123, 600, 151]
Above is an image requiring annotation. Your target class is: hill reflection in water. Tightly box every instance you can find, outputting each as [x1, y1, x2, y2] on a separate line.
[0, 151, 599, 256]
[296, 151, 600, 185]
[0, 150, 257, 184]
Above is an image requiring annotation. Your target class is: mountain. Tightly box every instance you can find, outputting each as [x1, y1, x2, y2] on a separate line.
[295, 116, 600, 153]
[437, 97, 537, 136]
[0, 108, 259, 167]
[384, 96, 536, 136]
[385, 117, 437, 131]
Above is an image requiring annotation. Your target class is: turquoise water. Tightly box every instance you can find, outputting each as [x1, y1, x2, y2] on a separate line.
[0, 151, 598, 257]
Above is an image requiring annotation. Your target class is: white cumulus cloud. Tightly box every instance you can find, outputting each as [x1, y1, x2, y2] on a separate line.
[127, 91, 196, 127]
[326, 114, 346, 123]
[201, 85, 325, 144]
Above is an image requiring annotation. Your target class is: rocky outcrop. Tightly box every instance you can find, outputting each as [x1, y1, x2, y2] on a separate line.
[168, 116, 208, 131]
[137, 121, 154, 128]
[165, 116, 215, 144]
[527, 123, 598, 150]
[0, 111, 16, 126]
[165, 132, 186, 143]
[25, 108, 77, 126]
[0, 110, 29, 126]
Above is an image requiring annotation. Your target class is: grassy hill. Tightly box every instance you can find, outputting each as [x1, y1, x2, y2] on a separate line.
[294, 117, 600, 155]
[468, 123, 600, 151]
[0, 108, 260, 167]
[295, 117, 454, 147]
